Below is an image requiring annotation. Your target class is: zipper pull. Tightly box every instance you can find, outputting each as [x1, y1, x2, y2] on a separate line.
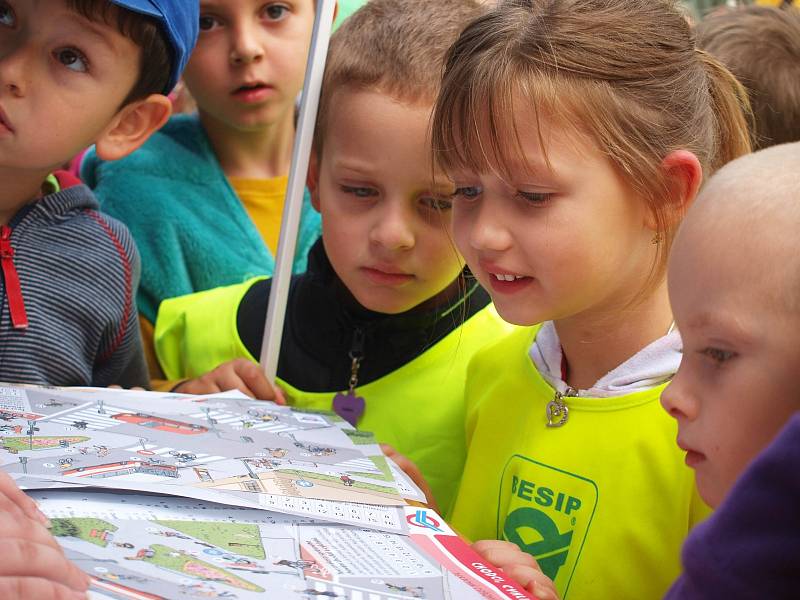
[546, 387, 576, 428]
[0, 225, 29, 329]
[332, 327, 367, 427]
[347, 327, 365, 394]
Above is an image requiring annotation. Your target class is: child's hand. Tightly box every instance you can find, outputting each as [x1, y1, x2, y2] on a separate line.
[473, 540, 560, 600]
[0, 473, 91, 599]
[173, 359, 287, 404]
[380, 444, 439, 512]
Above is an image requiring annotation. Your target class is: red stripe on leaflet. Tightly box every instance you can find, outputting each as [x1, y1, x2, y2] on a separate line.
[434, 533, 537, 600]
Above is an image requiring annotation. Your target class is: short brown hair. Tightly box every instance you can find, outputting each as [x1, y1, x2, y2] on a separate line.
[432, 0, 752, 289]
[67, 0, 172, 104]
[314, 0, 483, 152]
[697, 6, 800, 149]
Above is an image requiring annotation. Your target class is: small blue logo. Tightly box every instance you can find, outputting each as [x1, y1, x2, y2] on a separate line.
[407, 510, 443, 532]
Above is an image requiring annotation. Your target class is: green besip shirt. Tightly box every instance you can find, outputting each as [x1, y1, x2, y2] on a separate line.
[155, 241, 516, 514]
[452, 325, 711, 599]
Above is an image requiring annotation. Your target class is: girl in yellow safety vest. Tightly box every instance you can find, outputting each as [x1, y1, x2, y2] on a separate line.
[418, 1, 754, 599]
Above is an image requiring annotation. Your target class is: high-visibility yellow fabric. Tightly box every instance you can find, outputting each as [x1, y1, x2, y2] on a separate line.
[155, 279, 517, 513]
[155, 277, 262, 382]
[451, 326, 710, 600]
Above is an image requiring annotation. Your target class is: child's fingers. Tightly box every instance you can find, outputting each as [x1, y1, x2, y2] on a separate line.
[0, 514, 63, 553]
[173, 378, 222, 396]
[502, 565, 560, 600]
[379, 443, 398, 457]
[472, 539, 539, 570]
[272, 386, 287, 406]
[0, 539, 91, 592]
[0, 471, 49, 526]
[0, 577, 89, 600]
[471, 540, 559, 599]
[231, 360, 279, 401]
[531, 579, 561, 600]
[381, 449, 440, 512]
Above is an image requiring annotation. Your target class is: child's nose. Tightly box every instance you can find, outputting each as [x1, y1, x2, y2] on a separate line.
[369, 205, 415, 251]
[230, 29, 265, 65]
[465, 201, 512, 253]
[0, 46, 31, 98]
[660, 371, 697, 422]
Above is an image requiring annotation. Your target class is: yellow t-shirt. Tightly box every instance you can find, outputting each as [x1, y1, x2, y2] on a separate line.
[452, 326, 710, 600]
[229, 176, 288, 256]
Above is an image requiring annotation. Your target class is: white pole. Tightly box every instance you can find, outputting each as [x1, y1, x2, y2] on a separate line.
[260, 0, 337, 380]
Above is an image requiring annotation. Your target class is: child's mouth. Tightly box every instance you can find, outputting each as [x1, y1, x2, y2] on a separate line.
[0, 107, 13, 134]
[483, 265, 534, 294]
[232, 82, 273, 102]
[684, 449, 706, 468]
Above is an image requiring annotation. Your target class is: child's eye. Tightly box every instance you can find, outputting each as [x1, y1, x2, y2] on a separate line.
[453, 186, 482, 201]
[340, 185, 377, 199]
[700, 347, 736, 364]
[517, 190, 553, 205]
[421, 196, 453, 211]
[0, 2, 16, 27]
[54, 48, 89, 73]
[262, 3, 290, 21]
[199, 15, 221, 31]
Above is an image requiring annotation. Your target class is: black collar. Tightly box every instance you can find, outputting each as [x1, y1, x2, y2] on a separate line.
[239, 239, 490, 392]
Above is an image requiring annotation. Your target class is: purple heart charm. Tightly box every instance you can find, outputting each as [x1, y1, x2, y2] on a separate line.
[332, 392, 366, 427]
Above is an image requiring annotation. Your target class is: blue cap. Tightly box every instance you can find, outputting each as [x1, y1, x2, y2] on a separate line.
[109, 0, 199, 94]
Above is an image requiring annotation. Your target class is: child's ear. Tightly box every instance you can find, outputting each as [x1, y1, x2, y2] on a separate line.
[647, 150, 703, 230]
[94, 94, 173, 162]
[307, 150, 321, 213]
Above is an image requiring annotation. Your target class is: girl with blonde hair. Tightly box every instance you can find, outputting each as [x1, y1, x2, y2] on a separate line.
[429, 0, 752, 598]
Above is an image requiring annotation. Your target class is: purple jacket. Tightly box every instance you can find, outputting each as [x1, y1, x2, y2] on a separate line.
[665, 412, 800, 600]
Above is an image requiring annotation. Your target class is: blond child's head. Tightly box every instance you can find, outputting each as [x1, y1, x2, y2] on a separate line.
[662, 142, 800, 508]
[697, 6, 800, 150]
[431, 0, 752, 327]
[308, 0, 483, 314]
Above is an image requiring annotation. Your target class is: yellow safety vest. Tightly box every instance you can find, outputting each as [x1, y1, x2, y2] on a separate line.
[452, 325, 711, 599]
[155, 278, 517, 513]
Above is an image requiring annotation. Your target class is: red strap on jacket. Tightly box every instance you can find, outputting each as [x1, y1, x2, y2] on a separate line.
[54, 170, 81, 190]
[0, 225, 28, 329]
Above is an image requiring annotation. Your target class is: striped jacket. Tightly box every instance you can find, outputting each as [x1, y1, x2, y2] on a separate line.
[0, 176, 148, 387]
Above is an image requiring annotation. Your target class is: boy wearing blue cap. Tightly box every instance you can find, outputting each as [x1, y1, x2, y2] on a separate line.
[0, 0, 198, 388]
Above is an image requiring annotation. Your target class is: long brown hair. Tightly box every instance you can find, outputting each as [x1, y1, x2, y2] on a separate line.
[432, 0, 752, 287]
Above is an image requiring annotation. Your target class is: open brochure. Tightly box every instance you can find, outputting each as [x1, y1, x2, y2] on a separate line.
[1, 384, 537, 600]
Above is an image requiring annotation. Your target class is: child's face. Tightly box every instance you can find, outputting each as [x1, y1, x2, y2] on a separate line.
[0, 0, 141, 175]
[662, 221, 800, 508]
[183, 0, 314, 132]
[450, 111, 654, 326]
[311, 89, 463, 314]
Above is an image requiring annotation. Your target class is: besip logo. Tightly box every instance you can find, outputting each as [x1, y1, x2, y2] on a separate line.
[407, 509, 444, 532]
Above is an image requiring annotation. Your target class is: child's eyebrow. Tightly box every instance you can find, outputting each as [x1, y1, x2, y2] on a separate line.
[64, 13, 118, 55]
[331, 159, 376, 175]
[199, 1, 224, 11]
[504, 157, 555, 180]
[685, 311, 754, 347]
